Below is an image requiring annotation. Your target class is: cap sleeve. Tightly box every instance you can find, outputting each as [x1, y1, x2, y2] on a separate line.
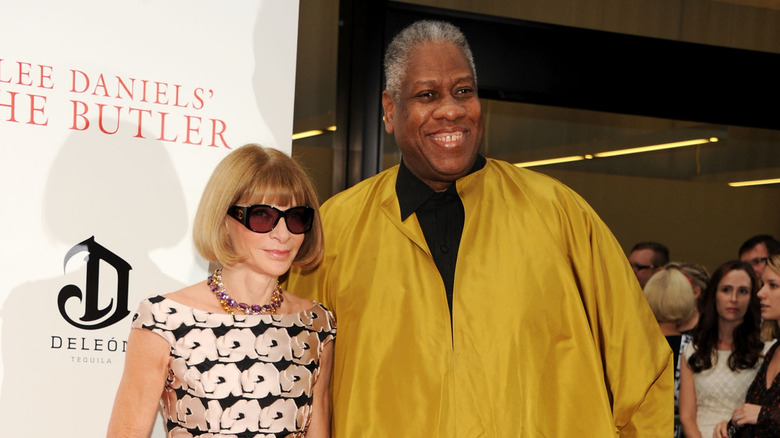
[130, 295, 175, 346]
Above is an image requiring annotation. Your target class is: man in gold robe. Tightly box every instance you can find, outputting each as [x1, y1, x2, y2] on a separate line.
[288, 20, 673, 437]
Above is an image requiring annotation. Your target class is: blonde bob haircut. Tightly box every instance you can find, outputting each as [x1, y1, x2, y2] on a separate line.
[643, 264, 695, 324]
[193, 144, 323, 270]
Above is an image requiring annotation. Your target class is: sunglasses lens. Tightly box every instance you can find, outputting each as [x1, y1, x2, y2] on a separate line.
[242, 205, 313, 234]
[285, 207, 314, 234]
[247, 206, 281, 233]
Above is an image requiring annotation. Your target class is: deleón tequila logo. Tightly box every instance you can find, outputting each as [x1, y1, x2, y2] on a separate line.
[58, 236, 132, 330]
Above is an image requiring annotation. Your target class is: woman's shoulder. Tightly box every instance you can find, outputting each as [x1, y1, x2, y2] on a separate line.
[132, 293, 197, 329]
[282, 291, 317, 313]
[162, 281, 223, 313]
[132, 282, 231, 331]
[302, 300, 336, 335]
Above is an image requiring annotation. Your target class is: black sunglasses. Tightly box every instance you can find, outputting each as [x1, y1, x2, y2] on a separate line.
[227, 204, 314, 234]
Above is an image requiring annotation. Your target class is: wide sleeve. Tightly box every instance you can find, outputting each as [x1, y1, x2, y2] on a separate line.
[558, 184, 674, 437]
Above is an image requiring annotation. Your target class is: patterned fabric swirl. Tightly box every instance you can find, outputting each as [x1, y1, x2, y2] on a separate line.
[132, 295, 336, 438]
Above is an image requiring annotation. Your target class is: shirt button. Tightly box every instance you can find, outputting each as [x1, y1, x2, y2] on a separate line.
[440, 244, 449, 254]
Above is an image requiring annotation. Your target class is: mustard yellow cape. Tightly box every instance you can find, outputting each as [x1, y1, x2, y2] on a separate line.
[288, 159, 673, 437]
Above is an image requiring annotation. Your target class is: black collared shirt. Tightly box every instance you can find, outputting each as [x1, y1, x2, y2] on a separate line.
[396, 155, 486, 315]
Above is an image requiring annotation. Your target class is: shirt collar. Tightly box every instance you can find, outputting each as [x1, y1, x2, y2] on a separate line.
[396, 154, 486, 220]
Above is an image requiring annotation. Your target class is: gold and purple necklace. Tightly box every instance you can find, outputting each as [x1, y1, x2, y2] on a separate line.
[208, 268, 283, 315]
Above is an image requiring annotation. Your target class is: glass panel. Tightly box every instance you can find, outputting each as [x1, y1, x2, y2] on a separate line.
[480, 99, 780, 183]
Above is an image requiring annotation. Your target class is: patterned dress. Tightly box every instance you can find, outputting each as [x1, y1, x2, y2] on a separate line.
[132, 295, 336, 438]
[684, 342, 766, 438]
[734, 340, 780, 437]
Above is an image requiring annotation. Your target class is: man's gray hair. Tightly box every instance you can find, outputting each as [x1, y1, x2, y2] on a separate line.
[384, 20, 477, 100]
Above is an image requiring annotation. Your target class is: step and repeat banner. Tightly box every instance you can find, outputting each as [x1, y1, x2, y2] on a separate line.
[0, 1, 300, 436]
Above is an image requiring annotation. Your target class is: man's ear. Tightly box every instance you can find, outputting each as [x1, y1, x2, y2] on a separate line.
[381, 90, 395, 134]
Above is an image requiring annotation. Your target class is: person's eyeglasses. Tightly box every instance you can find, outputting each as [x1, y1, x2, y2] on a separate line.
[747, 257, 768, 267]
[630, 263, 657, 272]
[227, 204, 314, 234]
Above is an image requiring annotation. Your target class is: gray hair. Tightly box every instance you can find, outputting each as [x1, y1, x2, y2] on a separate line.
[384, 20, 477, 100]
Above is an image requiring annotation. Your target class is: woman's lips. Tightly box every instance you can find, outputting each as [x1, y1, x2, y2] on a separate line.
[265, 249, 291, 259]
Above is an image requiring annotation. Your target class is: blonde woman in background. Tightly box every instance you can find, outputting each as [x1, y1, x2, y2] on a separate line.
[738, 234, 780, 344]
[644, 264, 696, 438]
[644, 264, 696, 367]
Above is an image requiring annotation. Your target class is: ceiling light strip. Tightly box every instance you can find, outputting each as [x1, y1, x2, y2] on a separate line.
[292, 126, 337, 140]
[291, 129, 324, 140]
[512, 137, 720, 167]
[593, 138, 715, 158]
[728, 178, 780, 187]
[514, 155, 585, 168]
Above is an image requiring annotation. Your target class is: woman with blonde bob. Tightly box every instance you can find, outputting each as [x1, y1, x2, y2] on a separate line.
[644, 264, 696, 438]
[107, 144, 335, 438]
[644, 265, 696, 341]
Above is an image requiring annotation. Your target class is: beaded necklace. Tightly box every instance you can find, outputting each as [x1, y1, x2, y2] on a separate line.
[207, 268, 283, 315]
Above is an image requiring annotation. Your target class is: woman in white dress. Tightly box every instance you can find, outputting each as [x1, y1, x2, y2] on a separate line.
[679, 260, 765, 438]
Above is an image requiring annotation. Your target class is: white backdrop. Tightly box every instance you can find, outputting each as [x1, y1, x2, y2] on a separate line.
[0, 1, 300, 435]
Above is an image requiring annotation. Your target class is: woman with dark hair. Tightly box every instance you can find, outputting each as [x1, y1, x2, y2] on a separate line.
[714, 254, 780, 437]
[679, 260, 766, 438]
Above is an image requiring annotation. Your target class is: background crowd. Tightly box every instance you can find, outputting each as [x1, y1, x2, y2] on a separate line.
[632, 235, 780, 438]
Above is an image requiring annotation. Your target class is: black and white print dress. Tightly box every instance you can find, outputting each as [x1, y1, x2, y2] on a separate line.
[132, 295, 336, 438]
